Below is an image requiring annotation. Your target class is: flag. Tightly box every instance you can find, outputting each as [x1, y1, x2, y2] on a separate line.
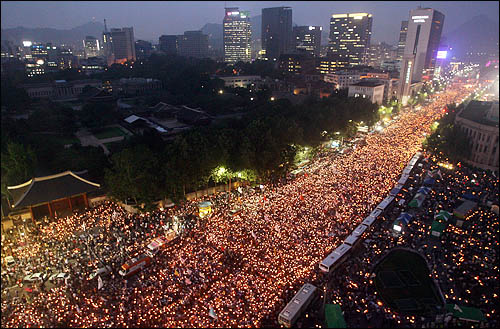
[251, 231, 257, 239]
[185, 278, 191, 285]
[199, 272, 205, 279]
[98, 275, 103, 290]
[186, 269, 192, 275]
[174, 269, 180, 277]
[209, 307, 218, 319]
[299, 194, 304, 201]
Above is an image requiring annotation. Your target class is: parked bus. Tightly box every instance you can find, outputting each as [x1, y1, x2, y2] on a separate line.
[319, 243, 352, 273]
[278, 283, 318, 328]
[119, 254, 151, 278]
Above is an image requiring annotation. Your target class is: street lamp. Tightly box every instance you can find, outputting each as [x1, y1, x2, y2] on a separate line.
[218, 90, 224, 94]
[270, 97, 275, 101]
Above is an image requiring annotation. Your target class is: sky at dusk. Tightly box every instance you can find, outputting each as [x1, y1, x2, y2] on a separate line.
[1, 1, 499, 44]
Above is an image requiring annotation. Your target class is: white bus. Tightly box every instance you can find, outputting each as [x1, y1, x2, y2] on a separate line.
[319, 243, 352, 273]
[278, 283, 318, 328]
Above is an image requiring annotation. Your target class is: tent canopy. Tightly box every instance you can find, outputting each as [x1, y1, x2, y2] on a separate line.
[445, 304, 486, 322]
[325, 304, 346, 328]
[417, 186, 431, 195]
[397, 212, 413, 225]
[409, 193, 426, 208]
[435, 210, 451, 221]
[431, 220, 446, 233]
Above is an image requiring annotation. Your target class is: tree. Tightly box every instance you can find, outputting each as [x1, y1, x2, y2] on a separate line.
[104, 145, 163, 207]
[1, 141, 37, 197]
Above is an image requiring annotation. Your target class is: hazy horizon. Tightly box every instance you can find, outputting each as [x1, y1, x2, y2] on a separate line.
[1, 1, 499, 44]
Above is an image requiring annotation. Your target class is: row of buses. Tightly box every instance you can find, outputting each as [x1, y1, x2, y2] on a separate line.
[118, 228, 177, 278]
[278, 152, 422, 328]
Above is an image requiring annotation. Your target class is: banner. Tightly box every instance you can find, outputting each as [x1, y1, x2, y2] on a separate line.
[209, 307, 218, 319]
[98, 275, 103, 290]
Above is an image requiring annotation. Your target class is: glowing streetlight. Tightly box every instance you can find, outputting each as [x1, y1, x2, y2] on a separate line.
[218, 90, 224, 94]
[270, 97, 275, 101]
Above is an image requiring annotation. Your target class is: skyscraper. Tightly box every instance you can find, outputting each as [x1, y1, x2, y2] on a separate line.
[397, 21, 408, 61]
[102, 24, 136, 65]
[328, 13, 373, 66]
[398, 8, 445, 104]
[178, 31, 209, 58]
[293, 26, 322, 57]
[223, 8, 252, 64]
[110, 27, 136, 64]
[83, 36, 100, 59]
[261, 6, 292, 61]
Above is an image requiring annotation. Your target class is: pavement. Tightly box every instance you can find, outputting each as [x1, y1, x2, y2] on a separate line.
[75, 128, 110, 155]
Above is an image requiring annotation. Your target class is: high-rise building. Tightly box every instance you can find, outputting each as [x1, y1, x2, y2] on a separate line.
[159, 35, 178, 55]
[366, 42, 398, 68]
[83, 36, 100, 59]
[261, 6, 293, 61]
[398, 8, 445, 104]
[223, 8, 252, 64]
[328, 13, 373, 66]
[397, 21, 408, 61]
[110, 27, 136, 64]
[293, 26, 322, 57]
[102, 24, 136, 65]
[178, 31, 209, 58]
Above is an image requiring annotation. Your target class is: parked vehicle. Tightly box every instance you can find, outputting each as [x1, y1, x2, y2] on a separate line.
[118, 254, 151, 278]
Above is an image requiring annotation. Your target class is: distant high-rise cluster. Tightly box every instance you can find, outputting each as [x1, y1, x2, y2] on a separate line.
[328, 13, 373, 66]
[398, 8, 445, 105]
[261, 6, 293, 61]
[223, 7, 252, 64]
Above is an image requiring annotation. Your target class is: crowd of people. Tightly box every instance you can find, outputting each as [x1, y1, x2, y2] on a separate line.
[318, 154, 499, 328]
[2, 83, 496, 328]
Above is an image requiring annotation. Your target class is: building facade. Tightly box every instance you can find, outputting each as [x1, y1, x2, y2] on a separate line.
[317, 55, 350, 74]
[135, 40, 152, 60]
[83, 36, 100, 59]
[455, 100, 499, 172]
[324, 70, 364, 89]
[366, 42, 398, 68]
[261, 6, 293, 61]
[219, 75, 262, 88]
[102, 27, 136, 65]
[178, 31, 209, 58]
[328, 13, 373, 66]
[159, 35, 178, 55]
[21, 79, 102, 100]
[223, 8, 252, 64]
[293, 26, 322, 57]
[397, 20, 408, 61]
[398, 8, 444, 104]
[348, 80, 385, 105]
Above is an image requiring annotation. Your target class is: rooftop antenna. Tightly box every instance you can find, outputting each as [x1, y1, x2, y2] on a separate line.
[104, 19, 108, 32]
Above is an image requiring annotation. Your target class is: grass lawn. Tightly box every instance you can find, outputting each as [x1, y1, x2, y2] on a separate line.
[92, 127, 126, 140]
[374, 248, 444, 315]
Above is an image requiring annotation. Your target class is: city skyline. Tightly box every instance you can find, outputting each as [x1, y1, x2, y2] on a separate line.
[1, 1, 498, 44]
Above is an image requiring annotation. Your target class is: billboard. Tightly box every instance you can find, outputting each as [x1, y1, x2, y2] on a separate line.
[437, 50, 448, 59]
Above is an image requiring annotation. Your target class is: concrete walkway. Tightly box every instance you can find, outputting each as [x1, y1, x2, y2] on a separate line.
[75, 128, 110, 155]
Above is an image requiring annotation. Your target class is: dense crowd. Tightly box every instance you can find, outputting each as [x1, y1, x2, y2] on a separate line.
[2, 84, 494, 328]
[320, 156, 499, 328]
